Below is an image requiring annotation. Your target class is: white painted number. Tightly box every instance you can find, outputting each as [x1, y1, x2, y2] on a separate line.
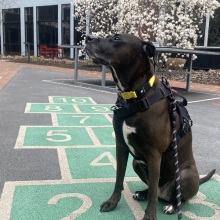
[46, 130, 71, 142]
[90, 152, 116, 170]
[71, 98, 87, 104]
[45, 105, 62, 111]
[48, 193, 92, 220]
[57, 98, 87, 104]
[71, 116, 90, 124]
[183, 191, 220, 219]
[91, 106, 109, 112]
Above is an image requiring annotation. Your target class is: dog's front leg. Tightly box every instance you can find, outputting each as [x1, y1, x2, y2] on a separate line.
[100, 141, 129, 212]
[143, 151, 161, 220]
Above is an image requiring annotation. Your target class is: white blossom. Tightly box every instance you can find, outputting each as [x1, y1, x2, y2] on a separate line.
[72, 0, 220, 49]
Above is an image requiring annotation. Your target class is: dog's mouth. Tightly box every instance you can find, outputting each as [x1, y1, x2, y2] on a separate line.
[85, 46, 110, 66]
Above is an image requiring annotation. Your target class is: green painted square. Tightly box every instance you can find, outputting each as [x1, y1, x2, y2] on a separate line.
[127, 178, 220, 220]
[10, 183, 136, 220]
[92, 127, 115, 145]
[56, 114, 112, 126]
[77, 104, 113, 114]
[66, 148, 137, 179]
[28, 103, 76, 113]
[23, 127, 94, 147]
[50, 97, 95, 104]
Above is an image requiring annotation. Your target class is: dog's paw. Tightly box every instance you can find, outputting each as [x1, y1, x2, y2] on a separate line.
[163, 204, 176, 214]
[133, 189, 148, 201]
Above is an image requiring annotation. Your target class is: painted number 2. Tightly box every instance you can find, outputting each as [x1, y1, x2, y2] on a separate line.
[48, 193, 92, 219]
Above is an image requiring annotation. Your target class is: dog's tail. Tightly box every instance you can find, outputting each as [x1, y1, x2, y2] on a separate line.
[199, 169, 216, 185]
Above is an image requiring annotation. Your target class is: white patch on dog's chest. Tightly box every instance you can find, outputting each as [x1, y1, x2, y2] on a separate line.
[122, 121, 136, 155]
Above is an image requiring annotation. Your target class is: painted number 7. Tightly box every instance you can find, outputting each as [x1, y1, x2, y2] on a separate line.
[71, 116, 90, 124]
[46, 130, 71, 142]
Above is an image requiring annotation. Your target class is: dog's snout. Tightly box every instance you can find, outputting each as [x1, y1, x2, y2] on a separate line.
[85, 35, 97, 43]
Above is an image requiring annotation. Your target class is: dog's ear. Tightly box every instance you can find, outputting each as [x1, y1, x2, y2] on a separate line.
[143, 41, 156, 58]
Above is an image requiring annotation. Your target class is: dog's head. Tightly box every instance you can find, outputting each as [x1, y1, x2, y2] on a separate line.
[85, 33, 155, 66]
[85, 33, 155, 91]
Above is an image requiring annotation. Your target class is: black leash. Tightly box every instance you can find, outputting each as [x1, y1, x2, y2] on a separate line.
[163, 78, 182, 220]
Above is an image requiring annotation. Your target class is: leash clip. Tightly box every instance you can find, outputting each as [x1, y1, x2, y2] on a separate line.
[110, 104, 121, 111]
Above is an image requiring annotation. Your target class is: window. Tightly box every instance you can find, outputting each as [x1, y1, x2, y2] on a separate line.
[37, 5, 58, 53]
[62, 4, 70, 58]
[3, 8, 21, 55]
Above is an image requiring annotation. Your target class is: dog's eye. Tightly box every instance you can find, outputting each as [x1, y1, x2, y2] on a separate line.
[114, 36, 121, 41]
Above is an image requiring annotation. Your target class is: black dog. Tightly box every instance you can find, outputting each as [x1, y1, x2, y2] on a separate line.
[85, 33, 215, 220]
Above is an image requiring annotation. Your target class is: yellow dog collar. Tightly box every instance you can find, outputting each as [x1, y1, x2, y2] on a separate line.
[120, 75, 155, 99]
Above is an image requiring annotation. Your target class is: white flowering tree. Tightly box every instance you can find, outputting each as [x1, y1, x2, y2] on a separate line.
[73, 0, 220, 49]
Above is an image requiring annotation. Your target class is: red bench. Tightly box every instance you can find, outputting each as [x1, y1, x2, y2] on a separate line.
[39, 45, 64, 59]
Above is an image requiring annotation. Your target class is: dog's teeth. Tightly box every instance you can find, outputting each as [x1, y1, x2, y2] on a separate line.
[163, 205, 175, 214]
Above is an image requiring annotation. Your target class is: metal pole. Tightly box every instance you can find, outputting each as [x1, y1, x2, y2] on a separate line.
[74, 48, 79, 83]
[27, 43, 30, 63]
[186, 54, 193, 91]
[101, 65, 106, 87]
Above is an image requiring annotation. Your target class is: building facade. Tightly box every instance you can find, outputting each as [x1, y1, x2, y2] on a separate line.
[0, 0, 80, 58]
[0, 1, 219, 58]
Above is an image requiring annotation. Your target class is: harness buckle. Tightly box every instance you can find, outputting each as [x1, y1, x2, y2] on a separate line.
[138, 99, 149, 110]
[110, 104, 121, 111]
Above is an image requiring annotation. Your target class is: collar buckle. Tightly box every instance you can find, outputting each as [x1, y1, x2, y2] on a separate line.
[121, 91, 137, 99]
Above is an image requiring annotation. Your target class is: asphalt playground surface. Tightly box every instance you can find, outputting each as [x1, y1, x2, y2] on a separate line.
[0, 67, 220, 220]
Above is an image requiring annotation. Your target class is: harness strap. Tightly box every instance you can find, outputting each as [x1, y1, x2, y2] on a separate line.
[112, 82, 170, 119]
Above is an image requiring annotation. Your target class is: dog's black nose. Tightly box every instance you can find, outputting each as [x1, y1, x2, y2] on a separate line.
[85, 35, 97, 43]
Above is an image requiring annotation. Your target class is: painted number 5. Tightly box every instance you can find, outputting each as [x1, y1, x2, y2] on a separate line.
[46, 130, 71, 142]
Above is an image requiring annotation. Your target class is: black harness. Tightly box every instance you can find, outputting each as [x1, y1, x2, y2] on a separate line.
[111, 78, 193, 161]
[112, 78, 188, 220]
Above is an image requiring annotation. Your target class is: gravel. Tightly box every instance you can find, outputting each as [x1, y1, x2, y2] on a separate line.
[156, 69, 220, 86]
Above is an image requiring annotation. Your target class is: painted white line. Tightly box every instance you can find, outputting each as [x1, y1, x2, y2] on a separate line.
[26, 112, 113, 114]
[43, 80, 116, 95]
[123, 182, 144, 220]
[188, 97, 220, 104]
[1, 177, 140, 186]
[57, 148, 72, 180]
[88, 97, 97, 104]
[14, 125, 112, 128]
[0, 182, 15, 220]
[103, 113, 113, 123]
[14, 126, 26, 149]
[24, 103, 31, 113]
[51, 113, 58, 126]
[48, 96, 53, 103]
[85, 127, 102, 146]
[18, 145, 115, 149]
[73, 104, 82, 113]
